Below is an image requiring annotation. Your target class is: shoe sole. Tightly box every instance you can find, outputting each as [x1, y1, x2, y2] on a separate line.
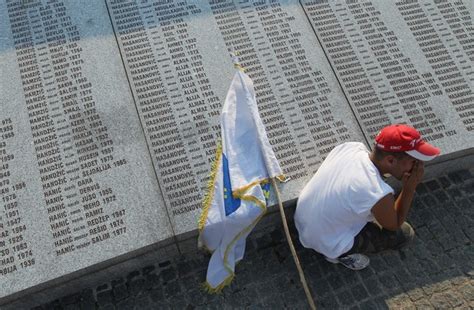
[325, 256, 370, 271]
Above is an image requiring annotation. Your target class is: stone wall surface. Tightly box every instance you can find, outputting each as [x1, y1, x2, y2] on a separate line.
[0, 0, 175, 302]
[0, 0, 472, 306]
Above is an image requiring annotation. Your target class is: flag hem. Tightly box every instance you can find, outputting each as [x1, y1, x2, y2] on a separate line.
[232, 175, 287, 198]
[198, 141, 222, 243]
[198, 69, 286, 294]
[202, 273, 235, 294]
[203, 202, 267, 293]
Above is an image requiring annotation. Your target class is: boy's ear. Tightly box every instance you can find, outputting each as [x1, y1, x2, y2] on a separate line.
[385, 155, 396, 166]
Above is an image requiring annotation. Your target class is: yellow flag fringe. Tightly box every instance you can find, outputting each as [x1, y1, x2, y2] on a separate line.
[232, 175, 287, 198]
[201, 200, 267, 293]
[202, 273, 235, 294]
[198, 69, 286, 294]
[198, 141, 222, 234]
[199, 160, 284, 291]
[199, 158, 284, 290]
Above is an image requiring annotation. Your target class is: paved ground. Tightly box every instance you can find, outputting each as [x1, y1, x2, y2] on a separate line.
[33, 168, 474, 309]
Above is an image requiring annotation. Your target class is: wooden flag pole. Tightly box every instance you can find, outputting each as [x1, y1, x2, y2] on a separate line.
[271, 178, 316, 310]
[229, 54, 314, 306]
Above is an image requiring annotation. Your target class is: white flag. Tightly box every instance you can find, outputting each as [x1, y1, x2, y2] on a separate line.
[198, 69, 285, 292]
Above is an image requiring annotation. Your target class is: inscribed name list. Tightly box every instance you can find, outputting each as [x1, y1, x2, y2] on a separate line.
[0, 0, 172, 299]
[106, 0, 366, 235]
[301, 0, 474, 152]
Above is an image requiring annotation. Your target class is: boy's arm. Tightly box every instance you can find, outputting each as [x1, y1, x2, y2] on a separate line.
[372, 161, 424, 231]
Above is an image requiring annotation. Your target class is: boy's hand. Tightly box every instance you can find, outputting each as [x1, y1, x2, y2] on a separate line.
[402, 161, 424, 190]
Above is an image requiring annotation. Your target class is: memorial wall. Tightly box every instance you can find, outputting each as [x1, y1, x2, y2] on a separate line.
[0, 0, 472, 303]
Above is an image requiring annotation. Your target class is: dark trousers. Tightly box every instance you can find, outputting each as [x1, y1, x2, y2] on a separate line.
[344, 222, 415, 256]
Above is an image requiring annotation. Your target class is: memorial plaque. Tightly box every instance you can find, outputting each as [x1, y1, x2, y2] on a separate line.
[1, 0, 473, 305]
[301, 0, 474, 151]
[0, 0, 173, 300]
[106, 0, 366, 236]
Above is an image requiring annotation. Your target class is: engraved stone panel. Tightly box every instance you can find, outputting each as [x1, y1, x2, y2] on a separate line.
[301, 0, 474, 150]
[0, 0, 173, 300]
[2, 0, 473, 304]
[105, 0, 366, 236]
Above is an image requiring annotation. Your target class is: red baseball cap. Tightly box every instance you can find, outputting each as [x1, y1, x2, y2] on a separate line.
[375, 124, 441, 161]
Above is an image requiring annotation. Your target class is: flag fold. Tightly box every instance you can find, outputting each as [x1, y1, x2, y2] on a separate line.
[198, 70, 285, 292]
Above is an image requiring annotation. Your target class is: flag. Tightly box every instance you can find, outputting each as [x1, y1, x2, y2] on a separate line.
[198, 68, 285, 292]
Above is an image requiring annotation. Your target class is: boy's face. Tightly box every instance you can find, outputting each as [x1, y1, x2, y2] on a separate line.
[391, 155, 418, 180]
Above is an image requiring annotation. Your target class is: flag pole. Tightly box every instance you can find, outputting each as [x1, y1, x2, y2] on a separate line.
[271, 178, 317, 310]
[230, 53, 315, 308]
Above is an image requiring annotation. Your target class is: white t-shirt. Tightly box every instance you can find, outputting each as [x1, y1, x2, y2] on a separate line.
[294, 142, 394, 259]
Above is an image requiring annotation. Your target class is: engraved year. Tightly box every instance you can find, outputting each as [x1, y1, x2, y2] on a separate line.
[20, 259, 35, 269]
[112, 227, 126, 237]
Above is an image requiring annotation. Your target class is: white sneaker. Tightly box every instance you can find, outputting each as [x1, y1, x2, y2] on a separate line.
[325, 254, 370, 270]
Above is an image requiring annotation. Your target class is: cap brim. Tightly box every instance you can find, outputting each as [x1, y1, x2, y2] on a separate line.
[405, 141, 440, 161]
